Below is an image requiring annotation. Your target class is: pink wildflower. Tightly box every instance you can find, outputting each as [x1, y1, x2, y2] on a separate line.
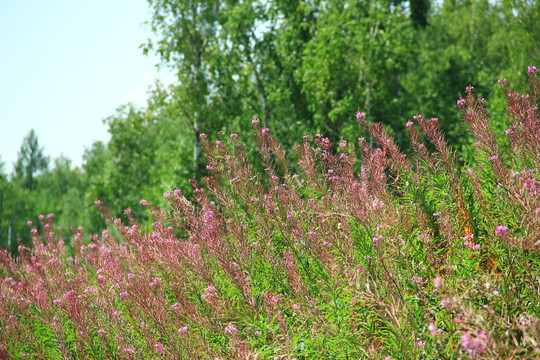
[494, 225, 508, 238]
[252, 118, 260, 126]
[457, 98, 466, 108]
[140, 199, 148, 206]
[461, 331, 488, 356]
[224, 323, 240, 335]
[372, 235, 383, 247]
[154, 343, 164, 354]
[321, 137, 332, 149]
[428, 322, 440, 336]
[528, 65, 538, 76]
[406, 121, 414, 128]
[202, 285, 217, 301]
[524, 178, 538, 191]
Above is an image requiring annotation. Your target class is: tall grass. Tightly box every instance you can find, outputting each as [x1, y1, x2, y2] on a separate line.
[1, 67, 539, 359]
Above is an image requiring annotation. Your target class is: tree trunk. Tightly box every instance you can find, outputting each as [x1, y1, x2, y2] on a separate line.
[366, 85, 372, 149]
[193, 112, 204, 180]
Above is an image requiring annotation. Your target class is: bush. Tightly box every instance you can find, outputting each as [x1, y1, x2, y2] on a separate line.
[1, 67, 539, 359]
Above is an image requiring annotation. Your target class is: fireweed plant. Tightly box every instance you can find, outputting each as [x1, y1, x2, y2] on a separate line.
[1, 68, 540, 359]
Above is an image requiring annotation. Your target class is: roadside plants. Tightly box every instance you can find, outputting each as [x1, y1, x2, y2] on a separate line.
[1, 67, 539, 359]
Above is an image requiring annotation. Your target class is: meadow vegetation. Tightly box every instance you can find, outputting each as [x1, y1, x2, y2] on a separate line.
[1, 68, 539, 359]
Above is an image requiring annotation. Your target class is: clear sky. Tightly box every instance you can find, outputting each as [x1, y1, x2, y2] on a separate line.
[0, 0, 173, 174]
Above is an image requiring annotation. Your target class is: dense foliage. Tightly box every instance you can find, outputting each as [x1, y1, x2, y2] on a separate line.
[1, 69, 539, 358]
[1, 0, 540, 246]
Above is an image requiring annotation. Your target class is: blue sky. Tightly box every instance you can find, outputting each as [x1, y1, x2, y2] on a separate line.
[0, 0, 173, 174]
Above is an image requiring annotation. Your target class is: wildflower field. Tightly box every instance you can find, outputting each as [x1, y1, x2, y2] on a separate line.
[1, 69, 539, 359]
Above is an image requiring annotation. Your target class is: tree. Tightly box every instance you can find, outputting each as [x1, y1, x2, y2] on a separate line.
[100, 95, 195, 223]
[409, 0, 430, 28]
[14, 130, 49, 191]
[301, 0, 413, 144]
[0, 157, 7, 249]
[34, 155, 86, 228]
[0, 157, 6, 217]
[80, 140, 110, 233]
[226, 0, 319, 146]
[144, 0, 223, 179]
